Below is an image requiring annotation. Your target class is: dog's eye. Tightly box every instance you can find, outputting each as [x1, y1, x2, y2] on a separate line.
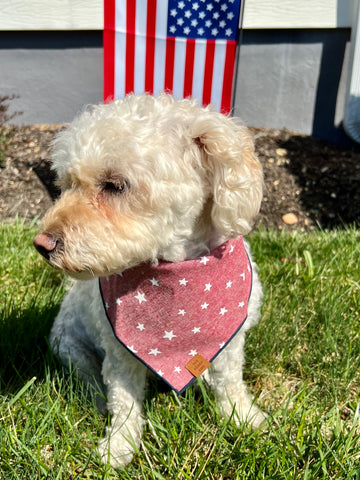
[103, 181, 126, 194]
[100, 176, 129, 195]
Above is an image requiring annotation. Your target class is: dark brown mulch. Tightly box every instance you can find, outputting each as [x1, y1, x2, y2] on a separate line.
[1, 124, 360, 231]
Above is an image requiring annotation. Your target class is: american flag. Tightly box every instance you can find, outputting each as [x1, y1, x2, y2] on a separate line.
[104, 0, 243, 113]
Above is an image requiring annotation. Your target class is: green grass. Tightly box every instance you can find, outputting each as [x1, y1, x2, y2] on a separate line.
[1, 219, 359, 479]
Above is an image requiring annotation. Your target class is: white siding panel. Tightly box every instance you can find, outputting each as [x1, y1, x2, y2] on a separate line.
[0, 0, 103, 30]
[0, 0, 354, 31]
[243, 0, 354, 29]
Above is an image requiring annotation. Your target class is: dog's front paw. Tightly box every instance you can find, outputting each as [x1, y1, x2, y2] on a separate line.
[220, 394, 267, 429]
[97, 435, 135, 468]
[235, 402, 268, 428]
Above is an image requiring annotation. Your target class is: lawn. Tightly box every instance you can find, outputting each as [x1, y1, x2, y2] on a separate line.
[0, 219, 359, 479]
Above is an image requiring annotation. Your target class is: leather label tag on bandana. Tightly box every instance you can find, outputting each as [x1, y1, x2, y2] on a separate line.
[100, 236, 252, 394]
[185, 354, 211, 378]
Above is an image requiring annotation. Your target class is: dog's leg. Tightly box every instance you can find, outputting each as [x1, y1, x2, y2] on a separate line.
[50, 281, 146, 466]
[97, 347, 147, 468]
[49, 281, 107, 411]
[208, 330, 266, 428]
[207, 258, 267, 428]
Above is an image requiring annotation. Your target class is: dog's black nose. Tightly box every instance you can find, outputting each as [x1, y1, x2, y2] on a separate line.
[33, 233, 58, 260]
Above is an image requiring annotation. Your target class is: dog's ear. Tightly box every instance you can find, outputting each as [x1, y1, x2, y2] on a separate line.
[191, 111, 263, 237]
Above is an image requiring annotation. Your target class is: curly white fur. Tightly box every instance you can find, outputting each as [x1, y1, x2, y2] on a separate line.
[34, 93, 265, 468]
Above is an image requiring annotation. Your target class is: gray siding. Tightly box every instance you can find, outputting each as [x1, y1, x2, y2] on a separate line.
[0, 29, 352, 144]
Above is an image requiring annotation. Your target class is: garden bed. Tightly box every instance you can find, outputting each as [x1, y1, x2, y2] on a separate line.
[1, 124, 360, 230]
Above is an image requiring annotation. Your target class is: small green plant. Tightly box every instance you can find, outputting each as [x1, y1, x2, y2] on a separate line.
[0, 94, 20, 167]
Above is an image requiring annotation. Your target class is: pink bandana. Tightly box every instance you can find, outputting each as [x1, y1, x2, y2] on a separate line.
[100, 237, 252, 393]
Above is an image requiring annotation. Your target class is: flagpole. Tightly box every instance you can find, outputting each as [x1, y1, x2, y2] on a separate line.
[231, 0, 245, 116]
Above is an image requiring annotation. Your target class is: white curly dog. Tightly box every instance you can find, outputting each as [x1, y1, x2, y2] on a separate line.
[34, 93, 265, 468]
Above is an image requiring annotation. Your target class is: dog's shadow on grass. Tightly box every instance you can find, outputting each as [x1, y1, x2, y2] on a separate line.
[0, 302, 61, 395]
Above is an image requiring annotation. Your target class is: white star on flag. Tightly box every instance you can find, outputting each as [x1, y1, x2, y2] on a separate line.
[149, 348, 161, 356]
[240, 272, 245, 281]
[204, 283, 212, 291]
[229, 245, 235, 254]
[226, 281, 232, 289]
[157, 369, 164, 377]
[189, 349, 198, 356]
[163, 330, 177, 341]
[238, 301, 245, 308]
[150, 278, 159, 286]
[116, 298, 122, 305]
[127, 345, 138, 353]
[179, 278, 189, 286]
[136, 323, 145, 331]
[219, 342, 225, 349]
[200, 256, 210, 265]
[192, 327, 201, 334]
[219, 307, 228, 315]
[201, 302, 209, 309]
[105, 302, 109, 309]
[178, 309, 186, 316]
[174, 366, 182, 373]
[134, 292, 147, 304]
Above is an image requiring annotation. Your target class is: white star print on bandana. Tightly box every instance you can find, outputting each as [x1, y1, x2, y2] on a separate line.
[100, 237, 252, 394]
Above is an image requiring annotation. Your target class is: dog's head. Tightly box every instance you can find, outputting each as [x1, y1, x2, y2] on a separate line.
[33, 94, 262, 279]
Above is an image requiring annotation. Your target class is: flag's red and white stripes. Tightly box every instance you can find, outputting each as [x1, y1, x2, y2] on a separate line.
[103, 0, 241, 114]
